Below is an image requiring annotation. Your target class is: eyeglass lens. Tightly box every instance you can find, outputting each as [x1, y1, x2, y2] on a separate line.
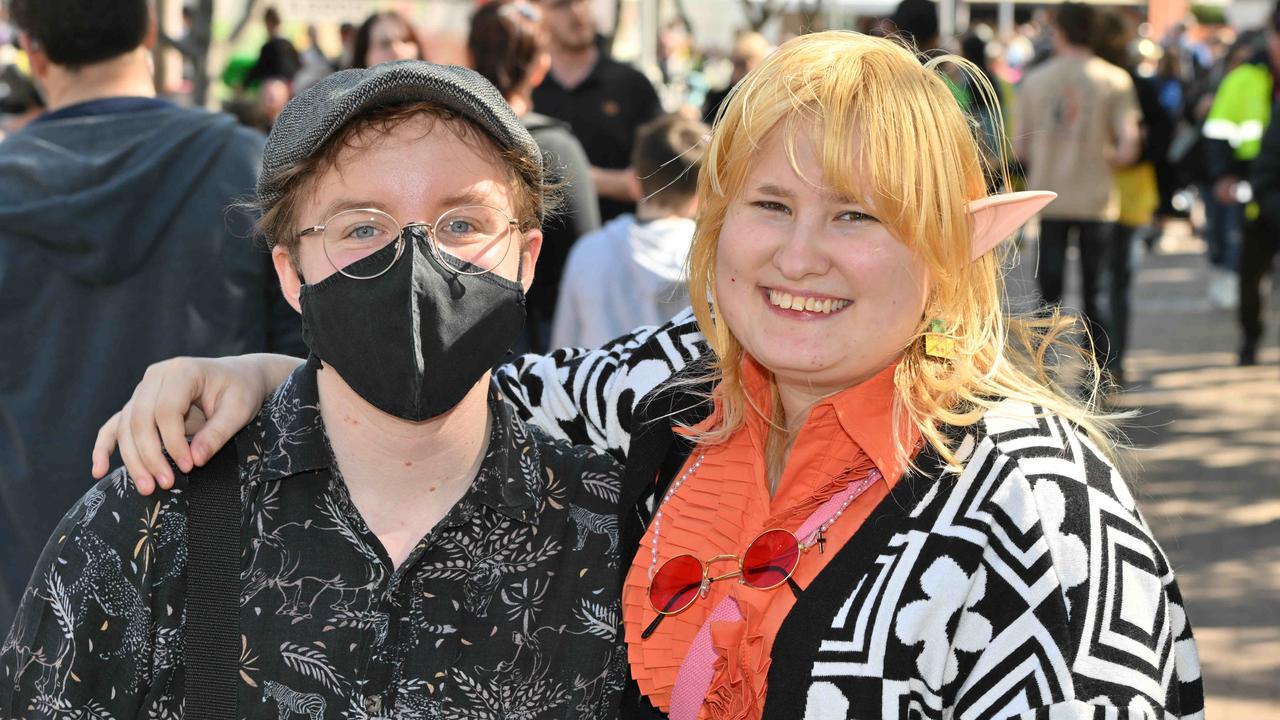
[321, 207, 513, 279]
[741, 529, 800, 590]
[322, 210, 402, 279]
[430, 205, 514, 275]
[648, 555, 704, 616]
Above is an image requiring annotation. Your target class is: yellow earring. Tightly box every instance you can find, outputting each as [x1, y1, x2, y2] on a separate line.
[925, 318, 955, 360]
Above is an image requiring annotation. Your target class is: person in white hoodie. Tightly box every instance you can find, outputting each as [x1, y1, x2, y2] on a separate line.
[552, 111, 707, 348]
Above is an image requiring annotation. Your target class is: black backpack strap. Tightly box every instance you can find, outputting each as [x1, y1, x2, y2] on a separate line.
[183, 444, 241, 720]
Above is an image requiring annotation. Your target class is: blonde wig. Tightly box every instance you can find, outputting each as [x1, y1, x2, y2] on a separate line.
[686, 30, 1118, 474]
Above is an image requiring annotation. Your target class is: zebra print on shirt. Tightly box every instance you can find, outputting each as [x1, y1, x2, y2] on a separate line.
[262, 680, 325, 720]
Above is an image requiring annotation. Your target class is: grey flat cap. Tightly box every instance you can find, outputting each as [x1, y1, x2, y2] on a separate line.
[258, 60, 540, 206]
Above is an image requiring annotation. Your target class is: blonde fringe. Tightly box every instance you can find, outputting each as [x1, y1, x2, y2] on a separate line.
[676, 31, 1127, 481]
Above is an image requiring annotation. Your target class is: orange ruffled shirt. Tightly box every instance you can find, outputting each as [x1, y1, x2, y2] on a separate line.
[621, 359, 918, 720]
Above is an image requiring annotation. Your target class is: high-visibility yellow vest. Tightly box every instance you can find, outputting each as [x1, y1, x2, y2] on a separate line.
[1204, 63, 1273, 161]
[1204, 62, 1272, 219]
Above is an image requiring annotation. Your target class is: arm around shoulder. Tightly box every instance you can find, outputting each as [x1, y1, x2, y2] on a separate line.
[494, 307, 707, 459]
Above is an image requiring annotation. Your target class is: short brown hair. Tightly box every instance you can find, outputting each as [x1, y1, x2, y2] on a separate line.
[468, 0, 546, 99]
[1055, 3, 1097, 48]
[256, 101, 556, 256]
[631, 111, 708, 208]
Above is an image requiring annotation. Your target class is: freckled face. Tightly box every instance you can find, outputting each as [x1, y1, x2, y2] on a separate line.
[713, 126, 930, 395]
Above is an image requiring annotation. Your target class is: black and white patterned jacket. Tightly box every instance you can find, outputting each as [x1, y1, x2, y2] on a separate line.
[496, 308, 1204, 720]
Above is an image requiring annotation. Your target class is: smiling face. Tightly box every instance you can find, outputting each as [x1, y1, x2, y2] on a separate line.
[713, 125, 929, 404]
[274, 113, 540, 306]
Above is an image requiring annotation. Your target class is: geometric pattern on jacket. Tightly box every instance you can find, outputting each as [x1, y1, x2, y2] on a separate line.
[498, 308, 1204, 719]
[767, 399, 1204, 720]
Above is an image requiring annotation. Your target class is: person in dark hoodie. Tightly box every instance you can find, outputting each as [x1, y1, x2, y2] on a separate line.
[1253, 98, 1280, 243]
[0, 0, 304, 631]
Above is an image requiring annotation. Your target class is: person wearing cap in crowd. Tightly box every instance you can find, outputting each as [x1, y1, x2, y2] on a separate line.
[0, 60, 624, 718]
[887, 0, 941, 52]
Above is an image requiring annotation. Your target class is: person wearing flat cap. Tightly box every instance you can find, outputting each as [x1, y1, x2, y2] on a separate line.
[0, 61, 625, 719]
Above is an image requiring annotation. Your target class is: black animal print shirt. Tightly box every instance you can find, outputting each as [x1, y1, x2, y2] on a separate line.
[1, 365, 626, 719]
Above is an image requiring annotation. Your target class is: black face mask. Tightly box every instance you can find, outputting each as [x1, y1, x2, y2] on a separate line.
[299, 228, 526, 421]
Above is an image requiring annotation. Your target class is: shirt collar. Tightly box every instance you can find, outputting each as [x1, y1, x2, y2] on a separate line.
[733, 356, 915, 484]
[236, 362, 329, 483]
[824, 362, 916, 484]
[237, 364, 544, 524]
[546, 55, 604, 93]
[33, 96, 171, 125]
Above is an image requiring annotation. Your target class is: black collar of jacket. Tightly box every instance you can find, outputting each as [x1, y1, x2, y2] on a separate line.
[235, 362, 544, 524]
[620, 360, 715, 515]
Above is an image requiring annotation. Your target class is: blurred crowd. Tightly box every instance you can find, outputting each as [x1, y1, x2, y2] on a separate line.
[2, 1, 1276, 363]
[0, 0, 1277, 632]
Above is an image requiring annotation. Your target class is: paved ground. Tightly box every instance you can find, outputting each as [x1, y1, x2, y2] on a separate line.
[1012, 220, 1280, 719]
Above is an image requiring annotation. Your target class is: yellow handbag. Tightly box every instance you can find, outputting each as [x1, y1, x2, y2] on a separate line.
[1115, 161, 1159, 227]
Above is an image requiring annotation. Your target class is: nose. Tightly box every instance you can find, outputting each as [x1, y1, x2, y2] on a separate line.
[772, 219, 831, 279]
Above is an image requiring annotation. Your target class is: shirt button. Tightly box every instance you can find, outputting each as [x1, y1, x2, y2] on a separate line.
[365, 694, 383, 714]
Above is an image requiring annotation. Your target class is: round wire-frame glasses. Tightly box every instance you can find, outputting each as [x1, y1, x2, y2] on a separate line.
[641, 527, 805, 639]
[297, 205, 519, 280]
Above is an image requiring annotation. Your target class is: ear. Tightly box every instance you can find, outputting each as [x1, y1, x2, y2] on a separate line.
[527, 51, 551, 89]
[625, 168, 643, 204]
[19, 33, 49, 79]
[272, 245, 304, 314]
[966, 191, 1056, 261]
[519, 228, 543, 294]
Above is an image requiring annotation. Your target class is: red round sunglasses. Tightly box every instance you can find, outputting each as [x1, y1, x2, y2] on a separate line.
[642, 527, 815, 639]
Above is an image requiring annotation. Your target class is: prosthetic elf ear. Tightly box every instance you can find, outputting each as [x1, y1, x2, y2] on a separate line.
[967, 191, 1057, 261]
